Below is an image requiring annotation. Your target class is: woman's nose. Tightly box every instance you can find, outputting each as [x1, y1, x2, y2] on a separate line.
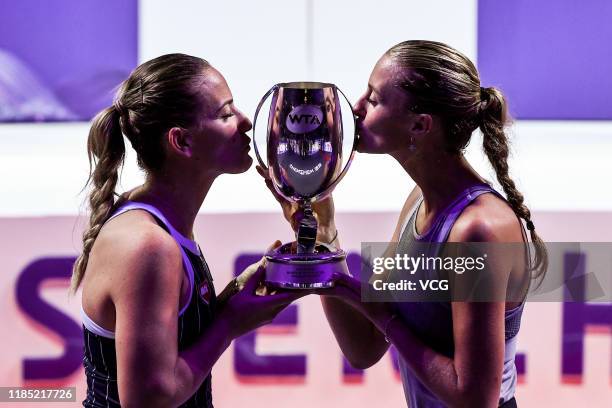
[237, 109, 252, 133]
[353, 96, 366, 119]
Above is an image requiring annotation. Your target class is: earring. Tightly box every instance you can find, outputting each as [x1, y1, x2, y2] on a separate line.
[408, 136, 416, 152]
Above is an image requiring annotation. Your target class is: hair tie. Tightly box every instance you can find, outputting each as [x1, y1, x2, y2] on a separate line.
[480, 86, 488, 101]
[477, 87, 489, 124]
[526, 219, 535, 231]
[112, 100, 123, 116]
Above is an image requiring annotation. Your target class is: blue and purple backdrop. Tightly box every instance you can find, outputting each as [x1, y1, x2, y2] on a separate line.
[0, 0, 137, 122]
[478, 0, 612, 120]
[0, 0, 611, 407]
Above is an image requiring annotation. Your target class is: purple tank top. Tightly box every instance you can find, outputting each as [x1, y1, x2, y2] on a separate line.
[394, 183, 526, 407]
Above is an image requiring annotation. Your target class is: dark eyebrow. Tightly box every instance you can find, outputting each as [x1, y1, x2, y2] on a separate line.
[215, 99, 233, 113]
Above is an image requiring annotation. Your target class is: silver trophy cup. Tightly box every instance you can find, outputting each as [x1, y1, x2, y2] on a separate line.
[253, 82, 357, 289]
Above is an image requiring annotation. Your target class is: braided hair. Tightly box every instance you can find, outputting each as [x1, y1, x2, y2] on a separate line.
[71, 53, 210, 293]
[387, 40, 547, 282]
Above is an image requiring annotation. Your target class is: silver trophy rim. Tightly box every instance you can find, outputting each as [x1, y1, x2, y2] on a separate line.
[277, 81, 335, 89]
[252, 82, 358, 203]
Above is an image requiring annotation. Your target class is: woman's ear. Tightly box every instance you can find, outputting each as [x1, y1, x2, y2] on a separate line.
[409, 113, 433, 136]
[167, 127, 192, 158]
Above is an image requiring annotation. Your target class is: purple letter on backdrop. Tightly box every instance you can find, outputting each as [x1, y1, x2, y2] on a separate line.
[233, 254, 306, 380]
[16, 257, 82, 380]
[562, 252, 612, 383]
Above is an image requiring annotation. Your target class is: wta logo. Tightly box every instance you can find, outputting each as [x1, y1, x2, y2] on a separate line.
[286, 104, 323, 134]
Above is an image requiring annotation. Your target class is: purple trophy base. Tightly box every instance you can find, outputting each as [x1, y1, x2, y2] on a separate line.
[264, 242, 348, 289]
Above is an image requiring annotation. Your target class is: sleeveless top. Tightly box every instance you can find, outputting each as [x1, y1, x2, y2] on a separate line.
[80, 201, 217, 408]
[393, 183, 527, 407]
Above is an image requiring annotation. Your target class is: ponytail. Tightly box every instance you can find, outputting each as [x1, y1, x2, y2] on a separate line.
[479, 87, 548, 283]
[71, 106, 125, 293]
[385, 41, 548, 283]
[71, 53, 211, 293]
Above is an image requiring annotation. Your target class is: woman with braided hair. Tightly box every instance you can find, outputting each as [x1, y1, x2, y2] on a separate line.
[260, 40, 547, 407]
[72, 53, 306, 407]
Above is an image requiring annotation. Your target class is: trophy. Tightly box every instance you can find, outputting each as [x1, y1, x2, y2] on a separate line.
[253, 82, 357, 289]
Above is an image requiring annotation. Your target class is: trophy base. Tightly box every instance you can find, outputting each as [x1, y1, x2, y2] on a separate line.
[264, 242, 348, 289]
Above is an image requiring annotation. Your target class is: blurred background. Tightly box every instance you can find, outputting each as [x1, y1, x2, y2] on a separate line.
[0, 0, 611, 406]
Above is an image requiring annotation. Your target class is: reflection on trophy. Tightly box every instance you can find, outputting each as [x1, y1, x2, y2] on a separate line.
[253, 82, 357, 289]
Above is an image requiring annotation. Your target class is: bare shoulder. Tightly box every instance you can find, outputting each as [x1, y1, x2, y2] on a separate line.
[88, 210, 183, 298]
[448, 193, 523, 243]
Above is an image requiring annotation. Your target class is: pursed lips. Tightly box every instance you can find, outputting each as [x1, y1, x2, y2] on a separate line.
[242, 136, 252, 151]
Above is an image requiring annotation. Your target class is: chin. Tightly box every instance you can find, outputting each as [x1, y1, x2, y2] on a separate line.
[356, 142, 371, 153]
[234, 156, 253, 174]
[243, 155, 254, 169]
[356, 132, 383, 154]
[356, 140, 386, 154]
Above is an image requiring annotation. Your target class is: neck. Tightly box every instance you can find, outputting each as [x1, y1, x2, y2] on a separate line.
[397, 149, 486, 217]
[127, 171, 216, 239]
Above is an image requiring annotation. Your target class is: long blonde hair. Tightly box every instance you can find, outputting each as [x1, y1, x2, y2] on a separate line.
[387, 40, 548, 282]
[71, 53, 210, 293]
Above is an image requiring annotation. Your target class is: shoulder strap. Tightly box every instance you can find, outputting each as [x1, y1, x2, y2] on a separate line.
[434, 184, 505, 243]
[398, 197, 423, 242]
[108, 201, 200, 255]
[106, 201, 197, 316]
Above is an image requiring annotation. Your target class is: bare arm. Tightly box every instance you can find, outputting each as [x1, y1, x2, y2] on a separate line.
[319, 228, 389, 369]
[112, 227, 303, 407]
[319, 185, 421, 369]
[111, 227, 228, 407]
[323, 279, 505, 407]
[383, 299, 504, 407]
[325, 215, 511, 407]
